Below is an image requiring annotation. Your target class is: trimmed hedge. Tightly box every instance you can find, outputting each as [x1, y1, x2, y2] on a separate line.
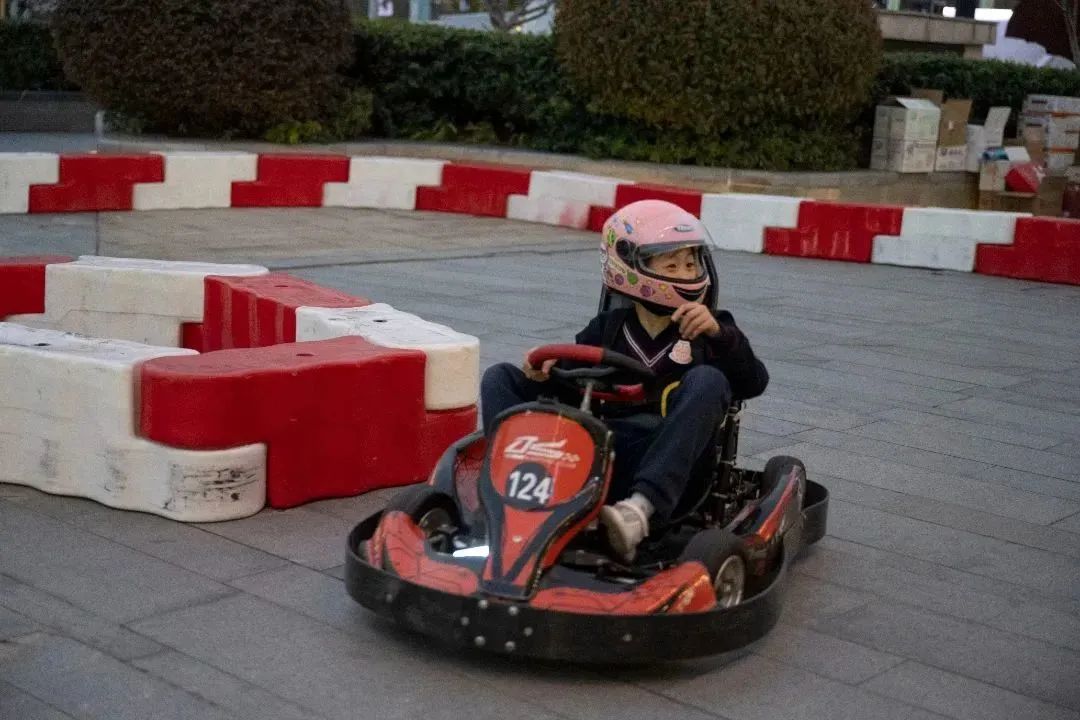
[51, 0, 353, 137]
[556, 0, 882, 138]
[0, 21, 73, 91]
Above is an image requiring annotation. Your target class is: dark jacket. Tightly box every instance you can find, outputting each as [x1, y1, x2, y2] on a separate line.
[573, 308, 769, 412]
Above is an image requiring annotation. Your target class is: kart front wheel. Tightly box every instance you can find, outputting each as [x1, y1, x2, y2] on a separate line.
[383, 485, 460, 546]
[679, 528, 747, 608]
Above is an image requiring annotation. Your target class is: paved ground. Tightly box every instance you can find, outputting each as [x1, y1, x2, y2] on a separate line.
[1, 205, 1079, 720]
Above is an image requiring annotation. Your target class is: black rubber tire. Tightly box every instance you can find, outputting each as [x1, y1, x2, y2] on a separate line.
[678, 527, 747, 608]
[383, 484, 460, 535]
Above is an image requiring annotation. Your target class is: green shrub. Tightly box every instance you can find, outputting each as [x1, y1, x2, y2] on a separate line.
[0, 21, 73, 91]
[554, 0, 882, 137]
[50, 0, 353, 137]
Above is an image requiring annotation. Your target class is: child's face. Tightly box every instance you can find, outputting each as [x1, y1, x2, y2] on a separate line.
[645, 247, 701, 281]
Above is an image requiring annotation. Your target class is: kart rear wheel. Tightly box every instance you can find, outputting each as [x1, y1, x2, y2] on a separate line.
[679, 528, 747, 608]
[384, 485, 460, 540]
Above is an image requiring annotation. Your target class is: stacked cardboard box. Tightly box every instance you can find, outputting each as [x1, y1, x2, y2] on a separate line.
[871, 98, 940, 173]
[1019, 94, 1080, 176]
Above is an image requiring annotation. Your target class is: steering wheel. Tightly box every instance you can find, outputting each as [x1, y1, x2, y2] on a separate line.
[526, 344, 655, 404]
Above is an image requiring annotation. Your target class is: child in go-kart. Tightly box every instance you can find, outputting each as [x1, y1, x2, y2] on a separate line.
[481, 200, 769, 561]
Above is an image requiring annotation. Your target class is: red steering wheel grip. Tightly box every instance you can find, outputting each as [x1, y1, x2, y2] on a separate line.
[527, 344, 605, 367]
[593, 384, 647, 403]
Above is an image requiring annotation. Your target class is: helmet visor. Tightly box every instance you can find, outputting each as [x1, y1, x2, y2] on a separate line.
[633, 241, 710, 285]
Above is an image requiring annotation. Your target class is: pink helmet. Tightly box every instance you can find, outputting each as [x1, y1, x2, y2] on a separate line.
[600, 200, 712, 313]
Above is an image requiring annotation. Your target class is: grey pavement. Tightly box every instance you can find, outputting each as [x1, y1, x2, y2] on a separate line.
[1, 206, 1079, 720]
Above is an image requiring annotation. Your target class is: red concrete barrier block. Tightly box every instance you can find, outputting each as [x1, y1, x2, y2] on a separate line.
[0, 255, 72, 316]
[199, 273, 370, 351]
[587, 205, 615, 232]
[231, 154, 350, 208]
[614, 184, 703, 216]
[764, 201, 904, 263]
[28, 155, 164, 213]
[975, 217, 1080, 285]
[415, 162, 532, 217]
[139, 337, 436, 507]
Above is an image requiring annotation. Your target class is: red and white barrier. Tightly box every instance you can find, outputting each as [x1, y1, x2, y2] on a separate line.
[0, 152, 1077, 286]
[0, 153, 58, 214]
[0, 322, 266, 522]
[0, 254, 480, 518]
[324, 157, 445, 210]
[7, 256, 267, 347]
[508, 171, 626, 229]
[296, 303, 479, 411]
[872, 208, 1029, 272]
[133, 152, 257, 210]
[700, 193, 803, 253]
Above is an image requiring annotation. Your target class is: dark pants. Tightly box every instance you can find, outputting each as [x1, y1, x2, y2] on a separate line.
[480, 363, 731, 522]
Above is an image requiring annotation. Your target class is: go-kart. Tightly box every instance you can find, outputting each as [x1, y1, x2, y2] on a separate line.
[345, 343, 829, 663]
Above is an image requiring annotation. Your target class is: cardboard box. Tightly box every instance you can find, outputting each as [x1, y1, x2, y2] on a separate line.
[966, 107, 1012, 173]
[1046, 148, 1078, 176]
[935, 145, 968, 172]
[983, 107, 1011, 147]
[1020, 113, 1080, 148]
[1023, 94, 1080, 114]
[933, 98, 972, 173]
[887, 140, 937, 173]
[874, 98, 941, 143]
[1022, 126, 1047, 165]
[870, 137, 889, 171]
[979, 159, 1011, 191]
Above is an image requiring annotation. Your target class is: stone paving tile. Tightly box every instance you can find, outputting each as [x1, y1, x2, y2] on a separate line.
[794, 543, 1013, 623]
[0, 604, 39, 641]
[984, 601, 1080, 654]
[0, 574, 162, 661]
[872, 407, 1062, 450]
[848, 420, 1078, 481]
[1055, 512, 1080, 534]
[134, 651, 327, 720]
[61, 503, 289, 582]
[750, 621, 905, 684]
[828, 500, 1080, 601]
[194, 507, 356, 572]
[933, 396, 1080, 442]
[861, 660, 1080, 720]
[130, 593, 571, 720]
[814, 474, 1080, 560]
[0, 633, 236, 720]
[794, 344, 1028, 389]
[0, 501, 233, 624]
[0, 680, 74, 720]
[787, 428, 1080, 502]
[814, 601, 1080, 712]
[632, 651, 948, 720]
[757, 442, 1080, 523]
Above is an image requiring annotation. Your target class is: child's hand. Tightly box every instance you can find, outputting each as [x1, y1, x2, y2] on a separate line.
[672, 303, 720, 340]
[523, 351, 557, 382]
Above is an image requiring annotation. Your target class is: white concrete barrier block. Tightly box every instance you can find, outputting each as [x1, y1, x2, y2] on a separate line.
[133, 152, 257, 210]
[871, 207, 1030, 272]
[7, 309, 188, 347]
[0, 153, 59, 214]
[0, 323, 266, 521]
[897, 207, 1027, 246]
[45, 256, 267, 321]
[323, 183, 420, 210]
[506, 194, 591, 229]
[324, 157, 445, 209]
[526, 170, 626, 207]
[296, 303, 479, 411]
[871, 235, 984, 273]
[699, 193, 803, 253]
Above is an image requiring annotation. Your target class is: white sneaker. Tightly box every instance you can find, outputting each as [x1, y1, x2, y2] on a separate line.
[599, 494, 653, 562]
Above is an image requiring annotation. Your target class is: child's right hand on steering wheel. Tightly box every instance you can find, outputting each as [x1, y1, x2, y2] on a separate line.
[523, 351, 557, 382]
